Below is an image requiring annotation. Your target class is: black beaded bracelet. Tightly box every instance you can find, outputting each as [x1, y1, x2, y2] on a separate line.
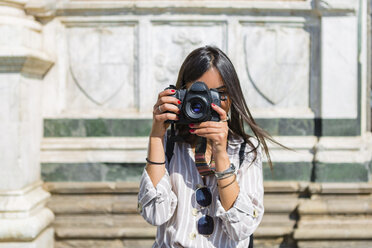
[217, 174, 237, 189]
[146, 158, 166, 165]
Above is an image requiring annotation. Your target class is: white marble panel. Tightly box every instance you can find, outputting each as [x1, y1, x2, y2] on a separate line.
[238, 21, 310, 110]
[64, 23, 137, 115]
[140, 21, 226, 112]
[0, 75, 43, 191]
[0, 74, 19, 122]
[321, 16, 357, 118]
[0, 19, 42, 52]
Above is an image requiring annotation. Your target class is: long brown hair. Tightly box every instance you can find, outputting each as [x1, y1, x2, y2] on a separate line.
[175, 46, 286, 170]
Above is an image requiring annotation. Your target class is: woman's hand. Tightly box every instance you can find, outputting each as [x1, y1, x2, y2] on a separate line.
[188, 103, 229, 153]
[150, 89, 181, 138]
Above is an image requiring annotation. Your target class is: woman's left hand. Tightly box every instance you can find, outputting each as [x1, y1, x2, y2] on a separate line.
[188, 103, 229, 152]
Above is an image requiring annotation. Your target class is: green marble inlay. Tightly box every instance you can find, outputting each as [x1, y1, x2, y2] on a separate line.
[44, 118, 359, 137]
[44, 119, 153, 137]
[256, 118, 315, 136]
[43, 162, 314, 182]
[42, 161, 372, 182]
[320, 119, 360, 136]
[263, 162, 313, 181]
[41, 163, 146, 182]
[314, 162, 369, 182]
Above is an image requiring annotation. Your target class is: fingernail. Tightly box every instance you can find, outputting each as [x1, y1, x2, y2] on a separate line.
[178, 100, 181, 104]
[189, 124, 194, 127]
[211, 103, 216, 106]
[171, 90, 175, 93]
[189, 129, 195, 133]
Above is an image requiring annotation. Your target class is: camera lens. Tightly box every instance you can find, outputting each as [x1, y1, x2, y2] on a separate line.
[191, 102, 203, 114]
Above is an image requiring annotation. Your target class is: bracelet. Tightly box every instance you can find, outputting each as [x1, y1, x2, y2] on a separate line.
[217, 174, 236, 189]
[216, 173, 235, 180]
[146, 157, 166, 165]
[214, 163, 236, 180]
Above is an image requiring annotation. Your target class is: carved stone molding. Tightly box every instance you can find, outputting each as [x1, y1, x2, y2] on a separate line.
[0, 1, 54, 77]
[0, 180, 55, 241]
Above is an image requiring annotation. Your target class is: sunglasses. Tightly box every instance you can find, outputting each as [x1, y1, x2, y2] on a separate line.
[195, 185, 214, 236]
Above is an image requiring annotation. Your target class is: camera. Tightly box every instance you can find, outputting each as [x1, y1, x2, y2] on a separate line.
[165, 81, 222, 124]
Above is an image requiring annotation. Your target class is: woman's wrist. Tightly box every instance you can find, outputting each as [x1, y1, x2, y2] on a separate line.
[214, 150, 230, 172]
[149, 125, 166, 138]
[149, 131, 165, 138]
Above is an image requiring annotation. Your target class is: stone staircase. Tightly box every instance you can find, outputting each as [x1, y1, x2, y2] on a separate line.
[43, 181, 372, 248]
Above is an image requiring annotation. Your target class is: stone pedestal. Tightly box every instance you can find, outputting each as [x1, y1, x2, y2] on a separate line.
[0, 0, 54, 247]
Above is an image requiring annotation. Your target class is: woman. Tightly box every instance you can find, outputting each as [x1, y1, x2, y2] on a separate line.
[137, 46, 277, 247]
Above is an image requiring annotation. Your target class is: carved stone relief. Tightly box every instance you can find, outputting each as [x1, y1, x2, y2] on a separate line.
[66, 24, 136, 114]
[142, 22, 226, 112]
[241, 23, 310, 109]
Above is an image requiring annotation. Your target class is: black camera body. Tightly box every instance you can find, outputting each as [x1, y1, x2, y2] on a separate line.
[165, 81, 221, 124]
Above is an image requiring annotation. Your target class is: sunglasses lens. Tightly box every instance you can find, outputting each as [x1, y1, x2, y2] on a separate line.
[198, 215, 214, 236]
[196, 187, 212, 207]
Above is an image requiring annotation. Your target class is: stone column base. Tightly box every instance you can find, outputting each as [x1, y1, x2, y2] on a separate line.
[0, 180, 55, 247]
[0, 227, 54, 248]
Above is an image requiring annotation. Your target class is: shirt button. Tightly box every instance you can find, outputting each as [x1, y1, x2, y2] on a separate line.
[137, 202, 143, 213]
[192, 208, 198, 216]
[189, 232, 196, 240]
[253, 209, 258, 218]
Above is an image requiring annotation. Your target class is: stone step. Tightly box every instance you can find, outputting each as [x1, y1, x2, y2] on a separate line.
[52, 213, 294, 229]
[47, 193, 300, 215]
[55, 239, 155, 248]
[43, 182, 140, 194]
[54, 227, 156, 239]
[47, 194, 139, 214]
[44, 181, 372, 247]
[298, 215, 372, 226]
[297, 241, 372, 248]
[43, 181, 309, 194]
[53, 214, 150, 228]
[298, 199, 372, 214]
[294, 228, 372, 240]
[263, 198, 300, 213]
[260, 214, 296, 227]
[309, 182, 372, 195]
[53, 222, 291, 240]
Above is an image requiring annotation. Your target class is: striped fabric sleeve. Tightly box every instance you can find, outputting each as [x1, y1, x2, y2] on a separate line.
[215, 141, 265, 241]
[137, 168, 178, 226]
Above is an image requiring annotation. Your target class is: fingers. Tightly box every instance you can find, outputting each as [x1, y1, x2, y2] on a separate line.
[154, 96, 181, 109]
[154, 112, 179, 122]
[189, 121, 223, 129]
[153, 90, 181, 123]
[190, 133, 226, 141]
[158, 89, 176, 99]
[154, 103, 180, 115]
[190, 128, 223, 135]
[211, 103, 227, 121]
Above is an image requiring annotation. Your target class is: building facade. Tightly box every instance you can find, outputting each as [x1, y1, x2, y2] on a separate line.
[0, 0, 372, 247]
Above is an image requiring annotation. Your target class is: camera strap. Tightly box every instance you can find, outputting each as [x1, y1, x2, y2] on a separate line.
[194, 136, 215, 176]
[165, 125, 247, 172]
[165, 123, 177, 163]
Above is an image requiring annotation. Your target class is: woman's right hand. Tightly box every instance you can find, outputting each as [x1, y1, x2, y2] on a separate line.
[150, 89, 181, 138]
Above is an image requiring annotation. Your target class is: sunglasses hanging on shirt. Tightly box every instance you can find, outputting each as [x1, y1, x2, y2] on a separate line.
[194, 136, 215, 236]
[195, 184, 214, 236]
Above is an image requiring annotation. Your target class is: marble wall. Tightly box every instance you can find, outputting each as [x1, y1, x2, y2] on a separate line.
[29, 0, 372, 184]
[1, 0, 371, 247]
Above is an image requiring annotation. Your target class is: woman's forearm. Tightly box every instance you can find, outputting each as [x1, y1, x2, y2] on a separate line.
[214, 151, 240, 211]
[146, 136, 166, 188]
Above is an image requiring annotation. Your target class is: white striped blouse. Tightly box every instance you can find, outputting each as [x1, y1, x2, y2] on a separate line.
[137, 132, 265, 247]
